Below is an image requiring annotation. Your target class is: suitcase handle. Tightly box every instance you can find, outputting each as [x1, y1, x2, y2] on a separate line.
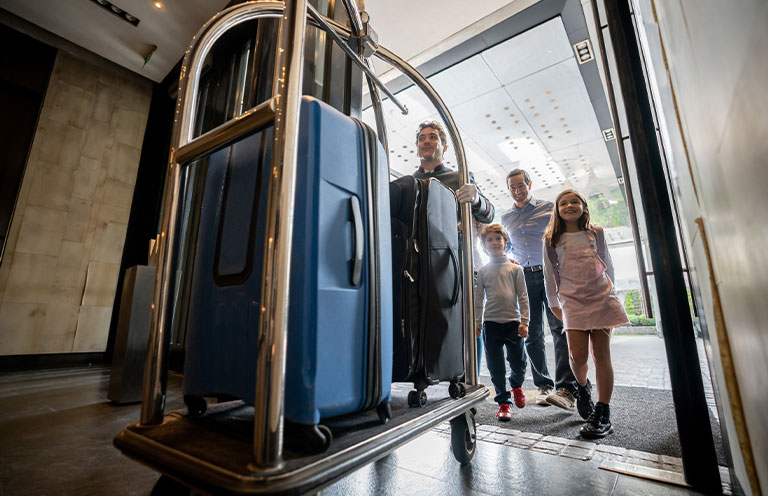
[350, 195, 364, 286]
[449, 249, 460, 306]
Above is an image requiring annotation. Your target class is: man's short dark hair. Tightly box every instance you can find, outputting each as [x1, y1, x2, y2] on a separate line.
[506, 168, 531, 185]
[416, 120, 448, 147]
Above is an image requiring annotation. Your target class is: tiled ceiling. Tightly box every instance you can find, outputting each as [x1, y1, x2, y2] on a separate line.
[363, 16, 619, 215]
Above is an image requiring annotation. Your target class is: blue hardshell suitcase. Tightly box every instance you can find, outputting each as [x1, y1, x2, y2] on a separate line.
[182, 96, 392, 432]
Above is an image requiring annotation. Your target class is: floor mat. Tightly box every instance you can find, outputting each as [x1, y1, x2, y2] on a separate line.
[475, 377, 724, 460]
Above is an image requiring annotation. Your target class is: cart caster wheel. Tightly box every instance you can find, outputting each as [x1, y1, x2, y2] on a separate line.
[184, 395, 206, 417]
[450, 409, 476, 465]
[458, 382, 467, 397]
[407, 390, 427, 408]
[376, 401, 392, 424]
[449, 382, 460, 399]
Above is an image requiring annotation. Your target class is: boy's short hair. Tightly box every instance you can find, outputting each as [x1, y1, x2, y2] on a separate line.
[479, 223, 509, 247]
[416, 120, 448, 146]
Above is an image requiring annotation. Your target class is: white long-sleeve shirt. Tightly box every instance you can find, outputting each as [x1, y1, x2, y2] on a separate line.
[474, 255, 529, 326]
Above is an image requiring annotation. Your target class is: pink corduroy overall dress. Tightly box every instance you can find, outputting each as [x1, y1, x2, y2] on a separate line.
[553, 230, 629, 331]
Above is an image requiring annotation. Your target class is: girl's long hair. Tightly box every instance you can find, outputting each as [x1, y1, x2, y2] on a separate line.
[543, 189, 592, 247]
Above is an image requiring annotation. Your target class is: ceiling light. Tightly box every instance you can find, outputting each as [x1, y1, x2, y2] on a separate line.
[153, 1, 164, 9]
[573, 39, 594, 64]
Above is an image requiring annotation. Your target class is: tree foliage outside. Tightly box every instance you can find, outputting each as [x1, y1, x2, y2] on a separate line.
[588, 189, 629, 228]
[623, 289, 656, 326]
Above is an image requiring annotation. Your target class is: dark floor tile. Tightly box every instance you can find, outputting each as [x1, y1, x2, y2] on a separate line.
[0, 367, 707, 496]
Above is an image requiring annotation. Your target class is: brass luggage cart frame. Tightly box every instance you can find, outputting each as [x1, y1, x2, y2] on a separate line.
[114, 1, 489, 492]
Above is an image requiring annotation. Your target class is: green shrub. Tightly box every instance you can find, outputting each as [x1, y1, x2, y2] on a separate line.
[627, 314, 656, 326]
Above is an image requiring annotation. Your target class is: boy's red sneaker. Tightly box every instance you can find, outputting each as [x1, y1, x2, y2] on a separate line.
[511, 387, 526, 408]
[496, 403, 512, 421]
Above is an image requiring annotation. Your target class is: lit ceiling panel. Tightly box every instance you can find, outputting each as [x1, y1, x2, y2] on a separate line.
[503, 57, 603, 152]
[363, 15, 620, 216]
[481, 17, 573, 85]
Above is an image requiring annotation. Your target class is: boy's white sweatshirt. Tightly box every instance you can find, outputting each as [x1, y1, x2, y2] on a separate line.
[474, 255, 530, 326]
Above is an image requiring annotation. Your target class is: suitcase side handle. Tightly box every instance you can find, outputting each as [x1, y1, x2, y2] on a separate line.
[449, 248, 460, 306]
[350, 195, 364, 286]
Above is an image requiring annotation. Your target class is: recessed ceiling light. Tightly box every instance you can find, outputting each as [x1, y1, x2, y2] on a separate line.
[153, 1, 164, 9]
[89, 0, 140, 25]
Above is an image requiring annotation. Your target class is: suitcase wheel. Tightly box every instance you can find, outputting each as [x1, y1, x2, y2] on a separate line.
[306, 424, 333, 454]
[285, 422, 333, 454]
[407, 390, 428, 408]
[376, 401, 392, 424]
[449, 381, 467, 399]
[184, 395, 207, 417]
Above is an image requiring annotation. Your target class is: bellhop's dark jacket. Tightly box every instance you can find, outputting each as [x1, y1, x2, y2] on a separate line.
[412, 164, 495, 224]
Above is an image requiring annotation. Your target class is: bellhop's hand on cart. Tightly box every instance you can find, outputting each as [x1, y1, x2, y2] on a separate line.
[455, 183, 479, 206]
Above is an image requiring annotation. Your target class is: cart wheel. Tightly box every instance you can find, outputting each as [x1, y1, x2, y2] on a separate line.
[376, 401, 392, 424]
[450, 410, 476, 465]
[458, 382, 467, 398]
[407, 390, 427, 408]
[184, 395, 206, 417]
[449, 382, 460, 399]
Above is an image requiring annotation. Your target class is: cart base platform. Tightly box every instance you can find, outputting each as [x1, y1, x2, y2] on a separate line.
[114, 382, 489, 495]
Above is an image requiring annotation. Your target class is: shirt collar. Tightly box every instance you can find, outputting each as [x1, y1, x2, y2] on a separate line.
[418, 164, 446, 175]
[512, 196, 541, 212]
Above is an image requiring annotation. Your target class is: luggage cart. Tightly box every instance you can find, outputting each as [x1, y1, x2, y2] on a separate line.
[114, 1, 489, 493]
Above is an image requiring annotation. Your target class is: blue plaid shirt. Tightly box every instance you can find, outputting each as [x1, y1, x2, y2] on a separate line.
[500, 197, 554, 268]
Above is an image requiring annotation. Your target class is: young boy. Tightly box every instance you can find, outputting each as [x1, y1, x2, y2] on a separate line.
[475, 224, 530, 421]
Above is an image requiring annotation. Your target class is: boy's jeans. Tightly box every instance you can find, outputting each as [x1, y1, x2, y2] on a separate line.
[483, 321, 526, 405]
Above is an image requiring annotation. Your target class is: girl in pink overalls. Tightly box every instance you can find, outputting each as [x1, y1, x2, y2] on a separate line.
[542, 189, 629, 438]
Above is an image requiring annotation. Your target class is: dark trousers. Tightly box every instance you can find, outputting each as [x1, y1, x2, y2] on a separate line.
[483, 321, 526, 405]
[524, 269, 577, 393]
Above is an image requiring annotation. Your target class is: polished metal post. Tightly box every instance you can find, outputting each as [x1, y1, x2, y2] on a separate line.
[140, 3, 285, 426]
[252, 0, 307, 469]
[372, 47, 477, 386]
[307, 6, 407, 115]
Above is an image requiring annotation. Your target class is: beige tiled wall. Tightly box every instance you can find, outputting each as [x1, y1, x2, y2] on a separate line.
[0, 50, 152, 355]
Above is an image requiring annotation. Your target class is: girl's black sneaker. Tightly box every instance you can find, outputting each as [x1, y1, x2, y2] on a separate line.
[575, 380, 594, 420]
[580, 402, 614, 439]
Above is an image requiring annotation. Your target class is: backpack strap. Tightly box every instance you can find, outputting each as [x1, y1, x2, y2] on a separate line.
[594, 226, 606, 263]
[545, 239, 560, 287]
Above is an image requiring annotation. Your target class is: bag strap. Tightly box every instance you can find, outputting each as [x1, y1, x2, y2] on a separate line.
[545, 239, 560, 287]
